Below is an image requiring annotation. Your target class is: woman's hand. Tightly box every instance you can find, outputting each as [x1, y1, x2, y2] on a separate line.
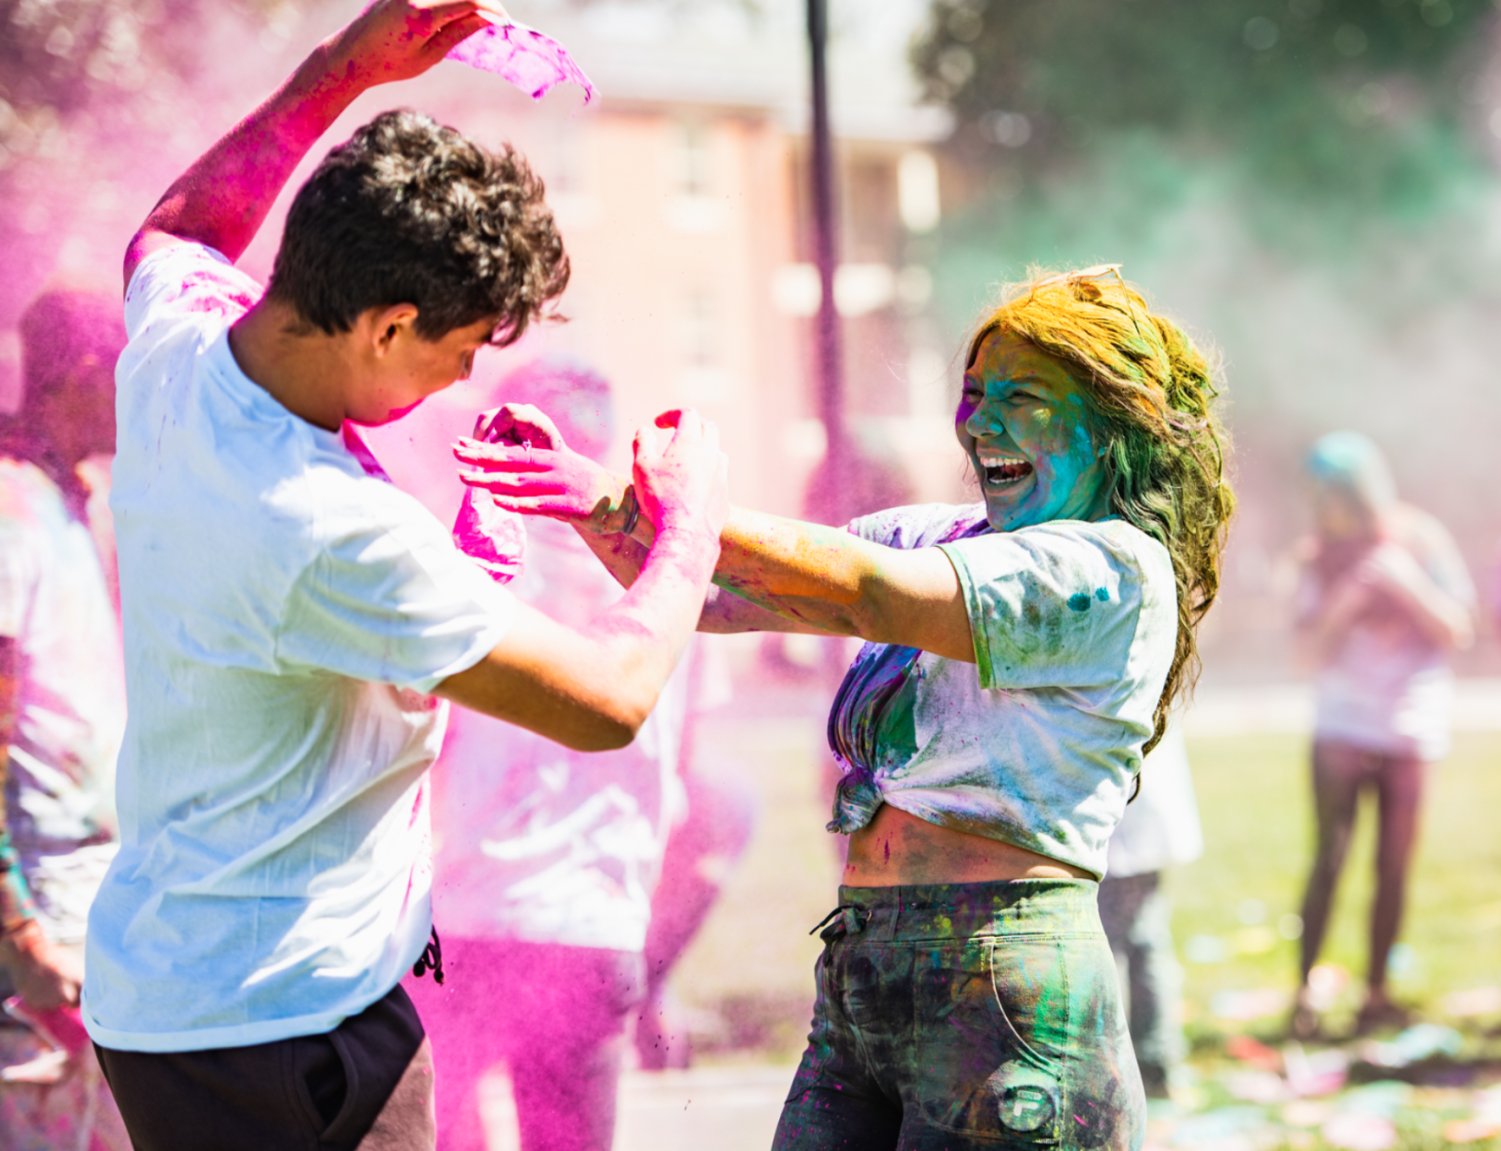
[1356, 542, 1427, 598]
[454, 403, 633, 533]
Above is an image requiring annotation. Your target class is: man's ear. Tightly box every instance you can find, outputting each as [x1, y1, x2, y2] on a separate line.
[366, 304, 421, 357]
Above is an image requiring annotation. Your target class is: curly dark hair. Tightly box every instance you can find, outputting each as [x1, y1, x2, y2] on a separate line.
[266, 109, 569, 345]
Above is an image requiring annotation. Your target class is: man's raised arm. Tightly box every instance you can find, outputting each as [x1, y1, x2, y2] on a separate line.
[124, 0, 505, 288]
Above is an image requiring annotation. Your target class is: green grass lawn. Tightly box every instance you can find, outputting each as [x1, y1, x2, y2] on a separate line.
[1177, 731, 1501, 1043]
[668, 718, 1501, 1062]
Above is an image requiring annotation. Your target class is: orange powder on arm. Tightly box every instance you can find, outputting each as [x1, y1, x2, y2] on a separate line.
[715, 510, 868, 607]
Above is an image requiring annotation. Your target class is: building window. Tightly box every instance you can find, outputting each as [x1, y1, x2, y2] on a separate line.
[675, 121, 713, 196]
[682, 289, 718, 367]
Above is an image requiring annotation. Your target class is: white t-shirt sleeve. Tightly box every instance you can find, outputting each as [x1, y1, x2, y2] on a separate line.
[277, 501, 517, 694]
[123, 241, 263, 343]
[938, 523, 1152, 692]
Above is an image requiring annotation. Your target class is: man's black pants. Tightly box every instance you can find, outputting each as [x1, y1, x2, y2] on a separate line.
[94, 983, 434, 1151]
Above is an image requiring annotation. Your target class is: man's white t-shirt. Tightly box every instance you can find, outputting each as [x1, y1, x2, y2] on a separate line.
[82, 244, 516, 1053]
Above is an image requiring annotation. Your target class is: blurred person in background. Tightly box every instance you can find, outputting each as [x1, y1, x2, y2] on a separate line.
[1290, 431, 1474, 1039]
[460, 266, 1235, 1151]
[0, 287, 128, 1148]
[409, 359, 753, 1151]
[635, 727, 757, 1071]
[1097, 719, 1202, 1101]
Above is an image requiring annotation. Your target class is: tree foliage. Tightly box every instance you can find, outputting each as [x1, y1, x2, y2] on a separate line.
[911, 0, 1498, 211]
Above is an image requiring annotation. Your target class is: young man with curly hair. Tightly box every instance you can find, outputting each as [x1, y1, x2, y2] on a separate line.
[80, 4, 728, 1148]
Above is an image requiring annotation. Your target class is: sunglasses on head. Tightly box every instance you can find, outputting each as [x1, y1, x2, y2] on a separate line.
[1033, 264, 1147, 343]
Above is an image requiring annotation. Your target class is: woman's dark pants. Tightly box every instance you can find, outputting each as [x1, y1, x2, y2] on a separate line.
[773, 879, 1145, 1151]
[1298, 740, 1425, 991]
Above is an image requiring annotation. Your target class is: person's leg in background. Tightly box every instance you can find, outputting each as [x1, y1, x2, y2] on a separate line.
[635, 769, 757, 1069]
[1126, 877, 1186, 1098]
[503, 944, 645, 1151]
[1292, 740, 1368, 1038]
[1098, 871, 1185, 1099]
[403, 937, 512, 1151]
[1357, 753, 1425, 1033]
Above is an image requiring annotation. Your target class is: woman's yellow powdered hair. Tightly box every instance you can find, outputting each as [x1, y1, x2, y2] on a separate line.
[966, 267, 1236, 753]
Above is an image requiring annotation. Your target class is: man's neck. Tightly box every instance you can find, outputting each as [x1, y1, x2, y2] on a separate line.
[228, 299, 350, 432]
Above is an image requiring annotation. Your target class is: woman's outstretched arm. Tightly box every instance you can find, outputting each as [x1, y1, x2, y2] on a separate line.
[455, 408, 975, 660]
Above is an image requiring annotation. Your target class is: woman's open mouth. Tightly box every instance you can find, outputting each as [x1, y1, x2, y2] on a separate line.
[979, 457, 1034, 488]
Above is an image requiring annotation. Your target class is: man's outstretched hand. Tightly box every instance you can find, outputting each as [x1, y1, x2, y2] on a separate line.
[454, 405, 729, 545]
[632, 410, 729, 543]
[330, 0, 509, 90]
[455, 403, 633, 531]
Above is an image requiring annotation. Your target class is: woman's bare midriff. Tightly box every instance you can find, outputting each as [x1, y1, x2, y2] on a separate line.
[843, 804, 1094, 887]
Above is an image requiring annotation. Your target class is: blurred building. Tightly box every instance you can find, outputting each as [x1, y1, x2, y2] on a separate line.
[366, 0, 966, 517]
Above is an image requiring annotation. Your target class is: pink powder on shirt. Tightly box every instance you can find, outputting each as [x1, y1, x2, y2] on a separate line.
[446, 20, 596, 105]
[174, 271, 258, 317]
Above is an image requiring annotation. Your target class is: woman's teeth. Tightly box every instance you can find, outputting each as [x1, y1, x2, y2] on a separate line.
[982, 459, 1033, 486]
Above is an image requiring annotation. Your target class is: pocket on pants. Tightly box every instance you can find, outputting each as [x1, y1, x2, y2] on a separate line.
[913, 934, 1068, 1142]
[289, 1031, 352, 1138]
[784, 944, 848, 1102]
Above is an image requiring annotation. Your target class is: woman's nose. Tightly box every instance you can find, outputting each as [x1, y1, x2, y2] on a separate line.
[965, 402, 1004, 438]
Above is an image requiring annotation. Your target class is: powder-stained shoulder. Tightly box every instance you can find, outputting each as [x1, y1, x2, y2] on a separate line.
[938, 518, 1175, 694]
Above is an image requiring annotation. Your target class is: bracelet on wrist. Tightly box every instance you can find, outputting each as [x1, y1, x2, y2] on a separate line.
[619, 486, 640, 538]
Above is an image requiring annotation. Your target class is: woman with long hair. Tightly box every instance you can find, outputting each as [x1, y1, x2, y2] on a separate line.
[457, 266, 1234, 1150]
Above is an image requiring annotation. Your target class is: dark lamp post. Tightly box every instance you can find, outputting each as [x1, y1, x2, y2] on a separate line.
[806, 0, 847, 521]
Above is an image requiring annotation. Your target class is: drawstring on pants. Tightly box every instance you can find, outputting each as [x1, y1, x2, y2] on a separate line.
[810, 905, 869, 942]
[412, 926, 445, 985]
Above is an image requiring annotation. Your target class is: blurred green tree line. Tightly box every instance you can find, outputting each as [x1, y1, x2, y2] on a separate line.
[912, 0, 1498, 214]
